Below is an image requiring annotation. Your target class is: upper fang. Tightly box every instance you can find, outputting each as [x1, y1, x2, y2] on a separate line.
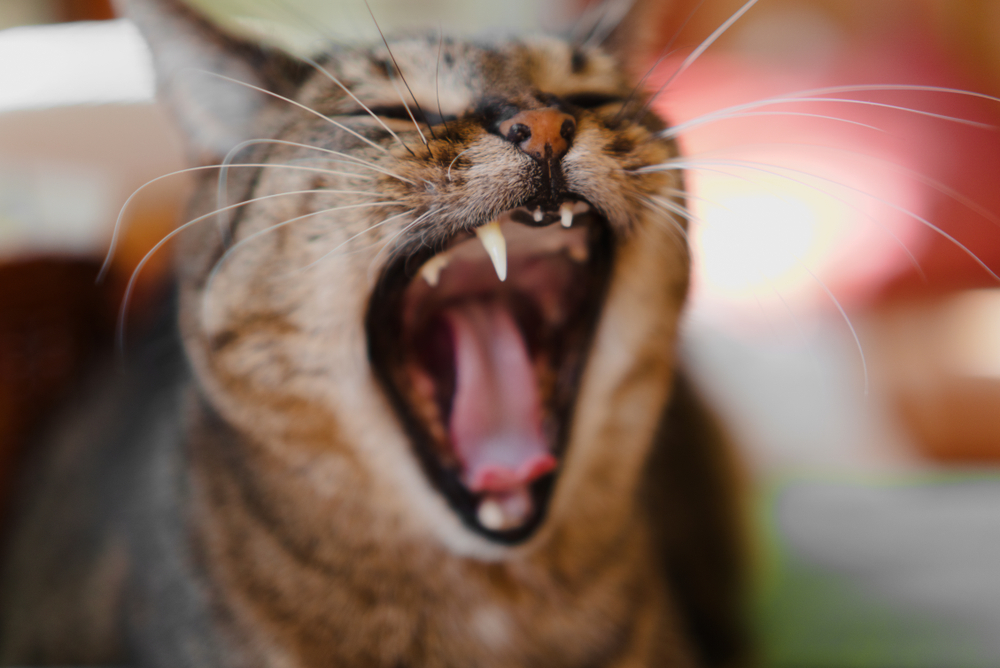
[475, 220, 507, 282]
[560, 202, 573, 228]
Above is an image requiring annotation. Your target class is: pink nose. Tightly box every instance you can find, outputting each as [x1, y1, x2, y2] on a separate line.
[498, 107, 576, 162]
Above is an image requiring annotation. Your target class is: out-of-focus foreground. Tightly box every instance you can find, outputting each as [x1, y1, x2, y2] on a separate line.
[1, 1, 1000, 665]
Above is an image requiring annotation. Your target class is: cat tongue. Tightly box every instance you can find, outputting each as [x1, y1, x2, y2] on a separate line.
[445, 301, 556, 494]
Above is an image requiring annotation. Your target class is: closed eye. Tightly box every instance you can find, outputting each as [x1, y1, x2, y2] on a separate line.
[365, 106, 458, 125]
[562, 93, 625, 110]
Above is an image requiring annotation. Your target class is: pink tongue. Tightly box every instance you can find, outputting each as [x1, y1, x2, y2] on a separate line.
[444, 301, 556, 493]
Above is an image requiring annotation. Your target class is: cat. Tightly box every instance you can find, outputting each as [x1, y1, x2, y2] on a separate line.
[0, 0, 749, 666]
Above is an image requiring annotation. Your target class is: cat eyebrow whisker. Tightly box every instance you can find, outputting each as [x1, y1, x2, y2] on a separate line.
[618, 0, 705, 124]
[364, 0, 436, 142]
[196, 70, 394, 156]
[204, 201, 405, 304]
[101, 164, 386, 283]
[385, 71, 429, 147]
[640, 0, 759, 115]
[298, 54, 417, 157]
[435, 29, 450, 137]
[573, 0, 634, 50]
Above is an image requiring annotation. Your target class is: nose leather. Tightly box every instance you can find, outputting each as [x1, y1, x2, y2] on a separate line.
[499, 107, 576, 162]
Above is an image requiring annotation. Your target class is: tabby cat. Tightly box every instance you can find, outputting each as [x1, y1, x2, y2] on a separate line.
[0, 0, 748, 666]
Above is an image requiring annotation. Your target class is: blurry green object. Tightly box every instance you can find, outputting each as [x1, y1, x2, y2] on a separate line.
[754, 476, 1000, 667]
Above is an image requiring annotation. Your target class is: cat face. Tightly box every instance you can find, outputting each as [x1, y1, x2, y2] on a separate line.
[156, 21, 689, 557]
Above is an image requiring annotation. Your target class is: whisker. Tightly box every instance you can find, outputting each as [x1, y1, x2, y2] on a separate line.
[299, 208, 416, 273]
[219, 138, 415, 184]
[99, 164, 381, 282]
[435, 28, 450, 136]
[205, 201, 403, 302]
[367, 208, 438, 284]
[695, 140, 1000, 230]
[642, 196, 692, 242]
[646, 156, 997, 282]
[662, 110, 885, 137]
[386, 72, 429, 147]
[642, 157, 925, 277]
[642, 0, 759, 112]
[196, 70, 393, 155]
[364, 0, 435, 141]
[618, 0, 705, 123]
[115, 188, 376, 356]
[580, 0, 636, 50]
[662, 94, 993, 140]
[214, 137, 413, 244]
[447, 147, 472, 181]
[299, 54, 416, 157]
[802, 263, 869, 397]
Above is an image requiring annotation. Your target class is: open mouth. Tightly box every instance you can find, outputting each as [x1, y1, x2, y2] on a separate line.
[367, 198, 613, 543]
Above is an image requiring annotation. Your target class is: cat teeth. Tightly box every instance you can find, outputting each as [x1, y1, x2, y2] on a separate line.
[476, 220, 507, 282]
[419, 252, 450, 287]
[477, 498, 506, 531]
[567, 239, 588, 263]
[532, 208, 544, 223]
[559, 202, 573, 228]
[477, 490, 531, 531]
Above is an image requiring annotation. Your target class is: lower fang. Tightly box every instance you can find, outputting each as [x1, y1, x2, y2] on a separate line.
[419, 253, 450, 286]
[477, 499, 505, 531]
[533, 208, 544, 223]
[476, 489, 532, 531]
[559, 203, 573, 228]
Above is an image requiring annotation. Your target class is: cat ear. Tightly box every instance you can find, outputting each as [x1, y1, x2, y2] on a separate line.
[115, 0, 308, 161]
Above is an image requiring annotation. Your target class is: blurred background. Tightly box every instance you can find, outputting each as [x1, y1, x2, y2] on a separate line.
[1, 0, 1000, 665]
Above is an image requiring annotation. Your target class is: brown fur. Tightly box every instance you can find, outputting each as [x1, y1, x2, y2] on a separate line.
[0, 1, 748, 666]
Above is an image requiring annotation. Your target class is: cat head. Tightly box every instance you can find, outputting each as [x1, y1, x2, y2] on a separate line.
[121, 0, 689, 559]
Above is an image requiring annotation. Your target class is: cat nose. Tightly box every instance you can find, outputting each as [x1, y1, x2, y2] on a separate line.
[499, 108, 576, 162]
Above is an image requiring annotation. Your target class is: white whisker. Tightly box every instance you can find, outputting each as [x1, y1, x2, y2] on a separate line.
[100, 164, 381, 282]
[647, 0, 759, 105]
[662, 94, 992, 140]
[643, 196, 692, 242]
[386, 72, 429, 147]
[647, 156, 997, 282]
[300, 54, 415, 156]
[116, 188, 373, 355]
[367, 208, 438, 283]
[447, 147, 472, 181]
[299, 208, 416, 273]
[645, 157, 925, 276]
[693, 139, 1000, 230]
[215, 138, 413, 242]
[802, 263, 869, 397]
[662, 110, 884, 137]
[205, 201, 403, 303]
[196, 70, 392, 155]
